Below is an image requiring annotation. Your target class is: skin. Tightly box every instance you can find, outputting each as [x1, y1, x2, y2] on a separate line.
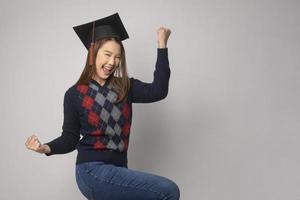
[92, 40, 122, 86]
[25, 27, 171, 154]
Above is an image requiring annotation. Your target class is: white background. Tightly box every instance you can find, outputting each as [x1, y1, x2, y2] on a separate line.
[0, 0, 299, 199]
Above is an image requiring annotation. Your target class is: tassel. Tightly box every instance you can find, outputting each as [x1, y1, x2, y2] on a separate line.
[89, 21, 96, 66]
[89, 42, 94, 66]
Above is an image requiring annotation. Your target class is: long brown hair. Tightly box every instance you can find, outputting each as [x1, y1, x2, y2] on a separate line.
[75, 37, 130, 103]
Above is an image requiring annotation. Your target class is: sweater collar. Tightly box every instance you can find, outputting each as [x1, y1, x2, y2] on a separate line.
[90, 78, 109, 88]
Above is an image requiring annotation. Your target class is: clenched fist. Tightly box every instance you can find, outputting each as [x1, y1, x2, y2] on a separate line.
[157, 27, 171, 48]
[25, 134, 51, 154]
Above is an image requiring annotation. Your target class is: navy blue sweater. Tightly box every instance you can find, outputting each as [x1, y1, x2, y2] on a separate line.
[44, 48, 170, 167]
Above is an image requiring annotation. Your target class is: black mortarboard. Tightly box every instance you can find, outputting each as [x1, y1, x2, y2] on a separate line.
[73, 13, 129, 65]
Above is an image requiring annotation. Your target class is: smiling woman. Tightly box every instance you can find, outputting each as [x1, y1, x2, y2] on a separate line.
[76, 37, 130, 103]
[25, 12, 178, 200]
[95, 41, 122, 80]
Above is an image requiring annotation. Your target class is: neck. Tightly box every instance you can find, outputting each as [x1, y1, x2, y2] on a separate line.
[92, 76, 106, 86]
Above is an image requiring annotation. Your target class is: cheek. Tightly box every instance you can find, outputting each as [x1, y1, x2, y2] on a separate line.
[95, 59, 104, 74]
[95, 55, 104, 67]
[95, 64, 102, 75]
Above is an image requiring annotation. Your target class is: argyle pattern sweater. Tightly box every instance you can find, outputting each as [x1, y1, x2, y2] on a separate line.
[44, 48, 170, 167]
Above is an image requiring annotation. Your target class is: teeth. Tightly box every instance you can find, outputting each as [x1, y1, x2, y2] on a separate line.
[103, 66, 112, 74]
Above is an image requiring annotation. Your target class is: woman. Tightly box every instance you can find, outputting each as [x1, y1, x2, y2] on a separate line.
[25, 13, 179, 200]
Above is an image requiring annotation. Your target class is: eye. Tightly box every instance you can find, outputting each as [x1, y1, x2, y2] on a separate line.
[104, 54, 111, 57]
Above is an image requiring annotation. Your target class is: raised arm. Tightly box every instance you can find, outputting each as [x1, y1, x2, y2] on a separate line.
[130, 27, 172, 103]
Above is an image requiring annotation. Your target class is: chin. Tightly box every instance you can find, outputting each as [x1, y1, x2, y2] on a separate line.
[99, 74, 111, 80]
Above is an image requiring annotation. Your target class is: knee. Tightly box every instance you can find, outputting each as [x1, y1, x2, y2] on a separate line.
[170, 182, 180, 200]
[159, 178, 180, 200]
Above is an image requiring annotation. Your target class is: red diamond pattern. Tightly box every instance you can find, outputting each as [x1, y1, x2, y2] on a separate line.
[88, 111, 99, 127]
[82, 96, 94, 110]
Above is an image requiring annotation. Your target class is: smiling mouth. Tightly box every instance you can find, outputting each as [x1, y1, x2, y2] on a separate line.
[103, 65, 113, 74]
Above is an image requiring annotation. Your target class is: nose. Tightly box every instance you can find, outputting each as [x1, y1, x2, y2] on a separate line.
[108, 57, 115, 67]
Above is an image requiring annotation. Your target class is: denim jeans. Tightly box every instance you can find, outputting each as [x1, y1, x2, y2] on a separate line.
[75, 161, 180, 200]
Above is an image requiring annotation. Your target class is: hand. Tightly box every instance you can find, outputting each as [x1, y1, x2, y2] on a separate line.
[25, 134, 51, 154]
[157, 27, 171, 48]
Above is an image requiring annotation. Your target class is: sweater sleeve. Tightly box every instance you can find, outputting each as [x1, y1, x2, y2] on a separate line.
[44, 87, 80, 156]
[129, 48, 171, 103]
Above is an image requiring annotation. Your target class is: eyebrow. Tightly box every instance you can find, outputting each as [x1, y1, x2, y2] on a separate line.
[104, 50, 121, 57]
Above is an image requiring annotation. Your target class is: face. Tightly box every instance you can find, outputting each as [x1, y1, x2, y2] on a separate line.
[94, 40, 121, 85]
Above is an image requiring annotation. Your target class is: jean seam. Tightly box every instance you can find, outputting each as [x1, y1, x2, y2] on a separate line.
[87, 170, 167, 199]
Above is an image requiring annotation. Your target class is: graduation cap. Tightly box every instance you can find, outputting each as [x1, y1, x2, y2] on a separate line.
[73, 13, 129, 65]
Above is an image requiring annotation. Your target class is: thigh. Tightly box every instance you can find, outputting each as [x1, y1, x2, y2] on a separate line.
[76, 162, 97, 199]
[77, 162, 180, 200]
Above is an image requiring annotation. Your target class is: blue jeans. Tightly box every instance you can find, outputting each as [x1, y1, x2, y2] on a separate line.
[75, 161, 180, 200]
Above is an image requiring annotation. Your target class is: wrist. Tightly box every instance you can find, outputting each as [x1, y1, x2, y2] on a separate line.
[158, 42, 167, 48]
[41, 144, 51, 154]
